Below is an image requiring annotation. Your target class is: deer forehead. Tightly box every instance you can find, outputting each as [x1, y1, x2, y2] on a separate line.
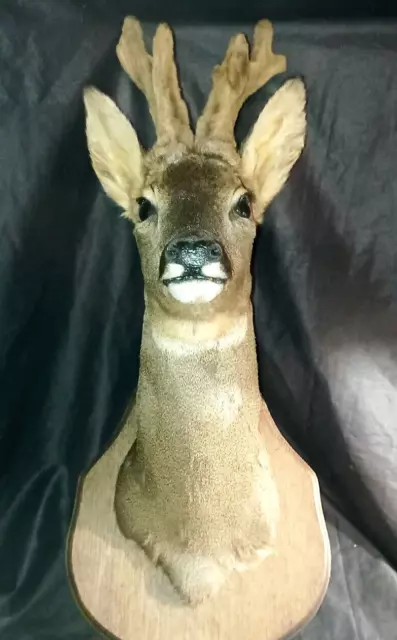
[143, 152, 244, 203]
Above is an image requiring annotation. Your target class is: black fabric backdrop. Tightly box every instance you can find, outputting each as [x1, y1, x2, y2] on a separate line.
[1, 1, 397, 638]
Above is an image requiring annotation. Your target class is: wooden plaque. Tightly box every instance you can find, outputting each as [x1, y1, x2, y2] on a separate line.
[67, 401, 330, 640]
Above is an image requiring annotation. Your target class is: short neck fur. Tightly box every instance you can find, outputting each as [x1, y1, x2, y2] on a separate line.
[133, 304, 263, 531]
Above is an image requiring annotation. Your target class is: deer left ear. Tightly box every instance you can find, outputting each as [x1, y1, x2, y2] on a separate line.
[84, 87, 144, 212]
[241, 78, 307, 222]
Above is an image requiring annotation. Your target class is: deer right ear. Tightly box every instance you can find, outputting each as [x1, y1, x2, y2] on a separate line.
[241, 79, 307, 222]
[84, 87, 144, 212]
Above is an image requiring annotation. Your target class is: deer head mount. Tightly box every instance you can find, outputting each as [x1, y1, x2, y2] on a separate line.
[84, 17, 306, 317]
[82, 18, 308, 606]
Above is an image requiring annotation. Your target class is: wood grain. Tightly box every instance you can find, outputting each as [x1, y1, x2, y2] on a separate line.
[68, 403, 330, 640]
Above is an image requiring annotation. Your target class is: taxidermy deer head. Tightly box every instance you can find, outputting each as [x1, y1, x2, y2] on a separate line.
[83, 17, 307, 605]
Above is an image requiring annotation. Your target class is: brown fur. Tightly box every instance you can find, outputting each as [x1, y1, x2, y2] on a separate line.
[83, 17, 307, 604]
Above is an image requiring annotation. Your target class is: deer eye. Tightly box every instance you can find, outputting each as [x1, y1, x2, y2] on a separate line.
[136, 197, 156, 222]
[233, 193, 251, 219]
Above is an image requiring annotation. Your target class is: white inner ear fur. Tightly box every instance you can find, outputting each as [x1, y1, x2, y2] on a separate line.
[241, 78, 307, 216]
[83, 87, 143, 211]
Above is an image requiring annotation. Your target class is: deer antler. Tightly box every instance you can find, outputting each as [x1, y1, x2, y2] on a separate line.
[116, 17, 194, 150]
[195, 20, 286, 151]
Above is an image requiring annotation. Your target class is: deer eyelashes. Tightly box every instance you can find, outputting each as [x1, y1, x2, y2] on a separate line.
[136, 197, 157, 222]
[233, 193, 252, 220]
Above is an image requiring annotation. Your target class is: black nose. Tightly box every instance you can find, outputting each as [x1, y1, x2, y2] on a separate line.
[164, 236, 223, 269]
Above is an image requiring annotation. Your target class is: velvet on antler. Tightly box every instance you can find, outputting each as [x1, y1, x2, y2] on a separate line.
[196, 20, 287, 151]
[116, 17, 194, 151]
[116, 18, 286, 157]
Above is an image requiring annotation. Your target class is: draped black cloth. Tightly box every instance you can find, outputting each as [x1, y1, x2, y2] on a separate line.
[1, 1, 397, 638]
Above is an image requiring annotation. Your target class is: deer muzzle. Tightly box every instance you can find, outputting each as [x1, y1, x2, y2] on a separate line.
[160, 235, 230, 304]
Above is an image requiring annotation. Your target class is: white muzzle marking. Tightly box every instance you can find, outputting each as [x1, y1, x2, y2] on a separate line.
[201, 262, 227, 279]
[162, 263, 185, 280]
[163, 262, 227, 304]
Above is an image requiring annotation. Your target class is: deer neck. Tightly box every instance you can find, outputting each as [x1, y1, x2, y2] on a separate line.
[134, 303, 262, 471]
[117, 302, 277, 581]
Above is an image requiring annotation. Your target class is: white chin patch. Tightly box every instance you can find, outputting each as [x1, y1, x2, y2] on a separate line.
[167, 280, 224, 304]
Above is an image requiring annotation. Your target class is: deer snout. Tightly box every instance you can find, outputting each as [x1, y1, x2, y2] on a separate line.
[165, 237, 223, 270]
[160, 236, 229, 304]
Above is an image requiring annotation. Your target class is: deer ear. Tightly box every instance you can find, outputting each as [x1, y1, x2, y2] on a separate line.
[83, 87, 143, 211]
[241, 79, 306, 222]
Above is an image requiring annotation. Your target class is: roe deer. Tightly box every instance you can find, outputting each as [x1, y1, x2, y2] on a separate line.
[83, 17, 306, 605]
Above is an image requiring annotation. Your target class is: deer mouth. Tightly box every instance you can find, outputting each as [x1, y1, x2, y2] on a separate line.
[162, 263, 228, 304]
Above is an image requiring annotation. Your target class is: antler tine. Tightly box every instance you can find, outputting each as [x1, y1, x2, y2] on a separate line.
[195, 33, 250, 148]
[116, 18, 157, 127]
[151, 24, 193, 148]
[116, 17, 193, 150]
[248, 20, 287, 91]
[195, 20, 286, 151]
